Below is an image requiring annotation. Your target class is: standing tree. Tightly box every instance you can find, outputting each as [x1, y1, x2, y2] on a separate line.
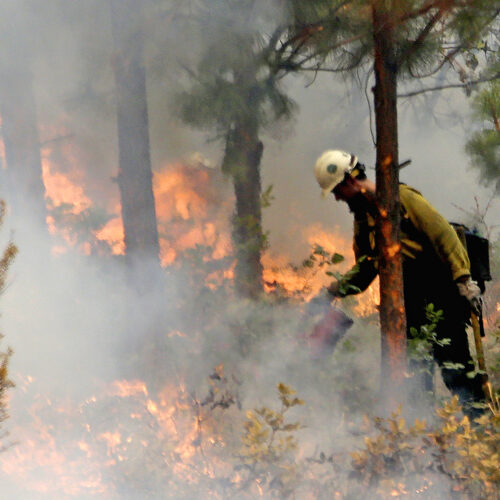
[285, 0, 499, 396]
[0, 2, 47, 235]
[176, 1, 295, 298]
[110, 0, 160, 273]
[370, 2, 407, 390]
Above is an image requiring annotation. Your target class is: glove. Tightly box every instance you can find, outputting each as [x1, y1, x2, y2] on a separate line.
[457, 277, 482, 316]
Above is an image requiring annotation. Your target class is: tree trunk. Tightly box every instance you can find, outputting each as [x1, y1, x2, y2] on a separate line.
[222, 122, 264, 298]
[0, 70, 47, 233]
[372, 2, 407, 401]
[110, 0, 160, 271]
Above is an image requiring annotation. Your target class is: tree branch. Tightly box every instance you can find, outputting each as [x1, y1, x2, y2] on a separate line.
[398, 6, 447, 68]
[398, 71, 500, 98]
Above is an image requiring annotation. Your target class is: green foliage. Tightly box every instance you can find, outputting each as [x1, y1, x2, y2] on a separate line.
[260, 184, 275, 209]
[351, 396, 500, 499]
[175, 1, 299, 296]
[0, 201, 15, 449]
[285, 0, 498, 82]
[0, 335, 13, 451]
[350, 407, 431, 494]
[407, 303, 448, 366]
[334, 256, 365, 296]
[237, 383, 304, 498]
[239, 383, 303, 464]
[176, 0, 296, 140]
[233, 214, 269, 253]
[0, 202, 17, 294]
[304, 245, 372, 295]
[466, 80, 500, 195]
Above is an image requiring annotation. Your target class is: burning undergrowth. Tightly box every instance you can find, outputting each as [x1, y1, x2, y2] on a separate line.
[1, 368, 245, 499]
[3, 352, 500, 499]
[0, 150, 498, 499]
[0, 239, 383, 499]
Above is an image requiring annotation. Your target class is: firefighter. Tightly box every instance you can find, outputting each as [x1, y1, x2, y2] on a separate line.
[314, 149, 484, 416]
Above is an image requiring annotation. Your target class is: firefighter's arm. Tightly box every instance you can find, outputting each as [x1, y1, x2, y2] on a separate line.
[401, 187, 470, 281]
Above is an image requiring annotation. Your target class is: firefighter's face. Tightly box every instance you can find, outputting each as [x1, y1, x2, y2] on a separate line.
[332, 176, 371, 213]
[331, 176, 360, 202]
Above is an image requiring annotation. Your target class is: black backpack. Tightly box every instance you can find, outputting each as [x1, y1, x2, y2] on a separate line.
[450, 222, 492, 294]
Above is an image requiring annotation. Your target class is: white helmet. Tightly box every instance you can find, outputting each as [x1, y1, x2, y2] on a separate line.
[314, 149, 358, 198]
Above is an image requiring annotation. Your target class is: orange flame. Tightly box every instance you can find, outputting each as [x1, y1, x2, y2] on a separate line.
[40, 156, 234, 268]
[153, 162, 233, 266]
[263, 223, 379, 316]
[39, 151, 379, 314]
[1, 373, 235, 497]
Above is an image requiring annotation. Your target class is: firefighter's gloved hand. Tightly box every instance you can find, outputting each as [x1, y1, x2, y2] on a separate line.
[457, 277, 482, 316]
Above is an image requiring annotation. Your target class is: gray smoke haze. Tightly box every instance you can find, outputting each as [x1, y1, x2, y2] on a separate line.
[263, 73, 499, 260]
[0, 1, 497, 498]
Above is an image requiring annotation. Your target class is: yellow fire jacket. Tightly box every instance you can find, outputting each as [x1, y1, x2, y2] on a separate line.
[338, 184, 471, 295]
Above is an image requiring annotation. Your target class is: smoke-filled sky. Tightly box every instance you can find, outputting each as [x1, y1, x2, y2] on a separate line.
[1, 0, 496, 254]
[263, 73, 499, 259]
[0, 1, 498, 498]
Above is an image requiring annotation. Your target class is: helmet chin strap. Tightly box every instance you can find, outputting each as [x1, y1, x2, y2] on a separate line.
[350, 162, 366, 178]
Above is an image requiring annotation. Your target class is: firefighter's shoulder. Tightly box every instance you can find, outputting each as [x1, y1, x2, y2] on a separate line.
[399, 183, 423, 199]
[399, 183, 428, 210]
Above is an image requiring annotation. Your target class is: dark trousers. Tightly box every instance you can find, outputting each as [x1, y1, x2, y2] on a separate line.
[403, 257, 484, 411]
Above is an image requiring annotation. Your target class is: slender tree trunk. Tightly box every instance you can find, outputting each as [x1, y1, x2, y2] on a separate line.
[372, 2, 407, 400]
[110, 0, 160, 271]
[0, 70, 47, 233]
[222, 121, 264, 298]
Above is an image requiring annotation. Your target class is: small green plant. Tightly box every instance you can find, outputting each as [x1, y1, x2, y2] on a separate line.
[350, 407, 430, 495]
[430, 396, 500, 499]
[334, 256, 366, 296]
[0, 201, 15, 451]
[302, 244, 362, 296]
[350, 396, 500, 499]
[407, 304, 449, 366]
[236, 383, 304, 498]
[260, 184, 275, 209]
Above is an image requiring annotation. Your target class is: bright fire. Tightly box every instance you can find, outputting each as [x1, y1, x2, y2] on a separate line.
[40, 153, 379, 315]
[153, 162, 233, 266]
[263, 223, 379, 316]
[41, 155, 234, 267]
[1, 371, 236, 498]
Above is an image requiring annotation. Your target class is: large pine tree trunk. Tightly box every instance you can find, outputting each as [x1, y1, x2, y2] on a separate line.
[110, 0, 160, 271]
[0, 71, 47, 233]
[222, 122, 264, 298]
[372, 2, 407, 400]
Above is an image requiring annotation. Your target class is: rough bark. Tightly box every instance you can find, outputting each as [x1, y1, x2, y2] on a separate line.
[372, 2, 407, 400]
[222, 121, 264, 298]
[0, 70, 47, 232]
[110, 0, 160, 270]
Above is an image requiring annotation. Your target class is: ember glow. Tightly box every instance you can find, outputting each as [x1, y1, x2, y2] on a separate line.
[40, 156, 234, 268]
[153, 162, 233, 266]
[263, 223, 379, 316]
[1, 370, 238, 499]
[40, 154, 379, 313]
